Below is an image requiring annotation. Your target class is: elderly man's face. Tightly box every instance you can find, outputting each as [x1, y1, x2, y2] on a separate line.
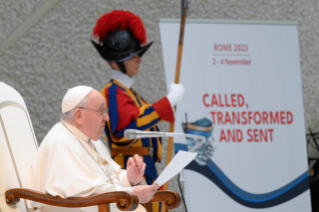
[81, 90, 109, 140]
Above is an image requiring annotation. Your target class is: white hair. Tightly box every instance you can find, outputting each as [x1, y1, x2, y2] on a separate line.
[60, 97, 89, 123]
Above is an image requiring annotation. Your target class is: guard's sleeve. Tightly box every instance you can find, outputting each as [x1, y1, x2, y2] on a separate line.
[107, 86, 174, 136]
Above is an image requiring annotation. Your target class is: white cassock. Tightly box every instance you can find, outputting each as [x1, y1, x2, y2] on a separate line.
[28, 120, 146, 212]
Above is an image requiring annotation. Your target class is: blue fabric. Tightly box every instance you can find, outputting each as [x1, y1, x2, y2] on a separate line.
[144, 155, 158, 181]
[141, 137, 150, 147]
[132, 90, 142, 107]
[108, 84, 119, 133]
[139, 106, 156, 117]
[151, 137, 159, 162]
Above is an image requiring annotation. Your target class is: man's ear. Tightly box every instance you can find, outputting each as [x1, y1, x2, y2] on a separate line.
[74, 108, 84, 125]
[109, 61, 119, 70]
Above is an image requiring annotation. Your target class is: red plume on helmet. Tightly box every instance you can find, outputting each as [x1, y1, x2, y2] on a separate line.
[93, 10, 147, 45]
[91, 10, 153, 65]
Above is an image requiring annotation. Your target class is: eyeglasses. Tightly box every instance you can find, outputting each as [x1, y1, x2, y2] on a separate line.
[78, 107, 109, 117]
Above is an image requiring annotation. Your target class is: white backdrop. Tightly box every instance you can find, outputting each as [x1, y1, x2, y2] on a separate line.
[159, 19, 311, 212]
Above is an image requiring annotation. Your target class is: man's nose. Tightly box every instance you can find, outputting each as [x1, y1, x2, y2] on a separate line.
[103, 113, 110, 121]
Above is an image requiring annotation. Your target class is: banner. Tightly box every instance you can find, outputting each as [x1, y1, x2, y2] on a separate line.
[159, 19, 311, 211]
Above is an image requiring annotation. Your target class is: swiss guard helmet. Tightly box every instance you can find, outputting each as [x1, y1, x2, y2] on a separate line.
[91, 10, 153, 74]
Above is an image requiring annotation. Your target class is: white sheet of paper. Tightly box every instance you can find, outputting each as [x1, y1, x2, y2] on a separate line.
[154, 150, 197, 186]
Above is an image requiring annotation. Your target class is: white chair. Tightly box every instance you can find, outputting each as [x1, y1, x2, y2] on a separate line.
[0, 82, 179, 212]
[0, 81, 39, 212]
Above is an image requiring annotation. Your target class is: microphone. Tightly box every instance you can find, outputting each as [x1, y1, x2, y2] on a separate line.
[125, 129, 171, 139]
[124, 129, 206, 152]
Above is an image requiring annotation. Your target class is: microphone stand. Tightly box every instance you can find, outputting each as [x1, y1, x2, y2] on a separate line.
[178, 170, 185, 212]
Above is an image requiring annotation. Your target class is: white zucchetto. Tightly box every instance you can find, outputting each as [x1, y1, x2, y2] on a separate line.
[62, 86, 93, 113]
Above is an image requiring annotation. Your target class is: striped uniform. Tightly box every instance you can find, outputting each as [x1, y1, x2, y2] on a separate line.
[100, 79, 173, 186]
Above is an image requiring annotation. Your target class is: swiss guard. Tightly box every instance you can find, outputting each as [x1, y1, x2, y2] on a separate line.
[91, 10, 185, 211]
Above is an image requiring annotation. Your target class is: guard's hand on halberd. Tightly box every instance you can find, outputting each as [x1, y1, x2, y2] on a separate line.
[127, 154, 146, 185]
[132, 184, 159, 203]
[167, 83, 185, 107]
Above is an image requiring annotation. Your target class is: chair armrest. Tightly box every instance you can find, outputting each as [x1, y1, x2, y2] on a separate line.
[149, 190, 180, 209]
[6, 188, 139, 211]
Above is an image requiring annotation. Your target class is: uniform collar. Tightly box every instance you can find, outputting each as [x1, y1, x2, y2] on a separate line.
[61, 120, 90, 143]
[111, 69, 134, 88]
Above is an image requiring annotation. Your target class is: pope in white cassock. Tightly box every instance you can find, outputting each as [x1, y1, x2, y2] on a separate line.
[28, 86, 159, 212]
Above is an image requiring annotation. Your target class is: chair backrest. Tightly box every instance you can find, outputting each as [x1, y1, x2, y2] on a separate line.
[0, 82, 38, 212]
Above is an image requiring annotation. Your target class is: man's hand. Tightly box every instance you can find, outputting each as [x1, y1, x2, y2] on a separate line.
[127, 154, 146, 185]
[132, 184, 160, 203]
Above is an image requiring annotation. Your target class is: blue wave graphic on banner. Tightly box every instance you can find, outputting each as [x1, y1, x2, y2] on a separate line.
[175, 143, 309, 208]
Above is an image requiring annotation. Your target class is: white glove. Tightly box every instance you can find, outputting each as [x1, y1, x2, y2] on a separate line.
[166, 83, 185, 107]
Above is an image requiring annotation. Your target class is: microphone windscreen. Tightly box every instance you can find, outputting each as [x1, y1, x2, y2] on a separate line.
[124, 129, 136, 139]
